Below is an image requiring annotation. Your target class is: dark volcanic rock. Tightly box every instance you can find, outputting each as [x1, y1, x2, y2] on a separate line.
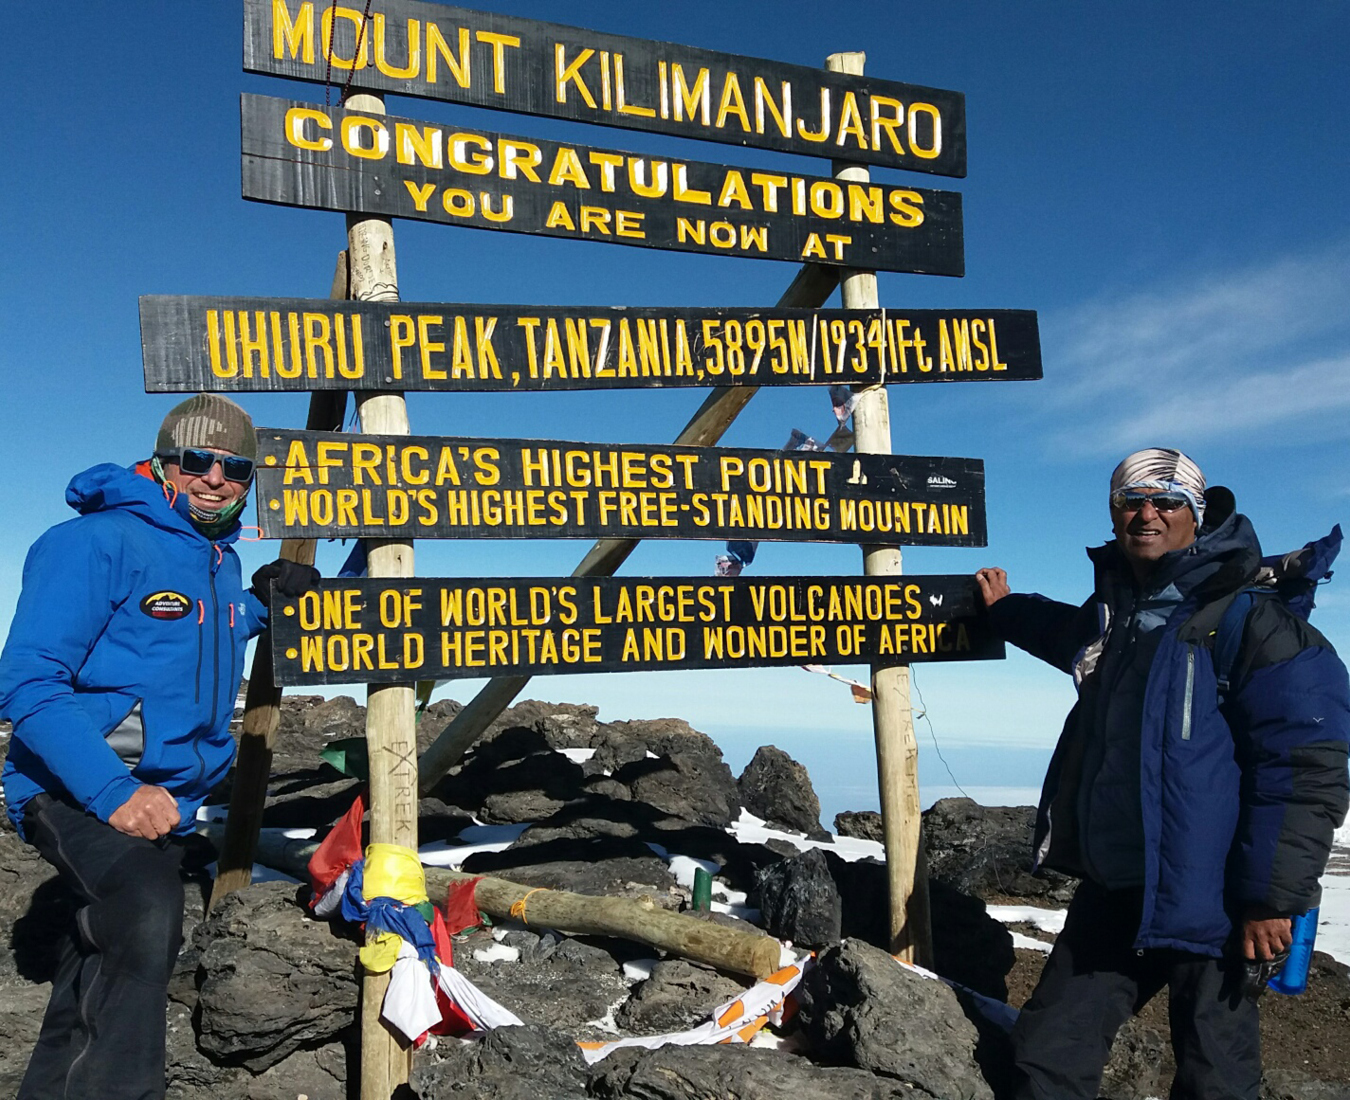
[194, 882, 358, 1071]
[738, 745, 826, 836]
[929, 880, 1016, 1003]
[1260, 1069, 1350, 1100]
[822, 854, 1016, 1001]
[452, 934, 632, 1038]
[1099, 1017, 1166, 1100]
[834, 810, 883, 843]
[1, 826, 73, 982]
[795, 939, 994, 1100]
[755, 846, 843, 948]
[411, 1022, 589, 1099]
[923, 797, 1076, 904]
[590, 1044, 922, 1099]
[0, 980, 49, 1096]
[615, 959, 747, 1034]
[615, 748, 740, 829]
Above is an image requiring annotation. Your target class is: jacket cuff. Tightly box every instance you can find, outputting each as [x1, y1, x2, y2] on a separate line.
[87, 774, 144, 824]
[244, 589, 269, 633]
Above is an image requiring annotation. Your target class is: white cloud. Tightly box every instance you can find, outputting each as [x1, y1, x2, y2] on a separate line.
[1036, 244, 1350, 454]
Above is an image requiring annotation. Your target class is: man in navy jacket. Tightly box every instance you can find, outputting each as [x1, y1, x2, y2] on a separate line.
[977, 448, 1350, 1100]
[0, 395, 315, 1100]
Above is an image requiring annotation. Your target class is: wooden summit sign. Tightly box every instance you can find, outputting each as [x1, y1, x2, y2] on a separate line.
[140, 295, 1041, 393]
[244, 0, 966, 177]
[269, 574, 1004, 686]
[254, 430, 987, 546]
[240, 94, 964, 275]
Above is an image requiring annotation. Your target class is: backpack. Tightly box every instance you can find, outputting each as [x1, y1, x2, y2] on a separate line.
[1212, 525, 1342, 697]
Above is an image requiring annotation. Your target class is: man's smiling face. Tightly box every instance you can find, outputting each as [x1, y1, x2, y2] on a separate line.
[1111, 488, 1198, 576]
[162, 448, 250, 515]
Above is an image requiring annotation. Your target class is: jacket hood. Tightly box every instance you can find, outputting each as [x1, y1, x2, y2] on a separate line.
[65, 462, 243, 545]
[1088, 495, 1262, 606]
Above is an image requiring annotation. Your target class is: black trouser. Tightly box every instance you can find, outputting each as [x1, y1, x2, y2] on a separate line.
[1011, 880, 1260, 1100]
[18, 796, 186, 1100]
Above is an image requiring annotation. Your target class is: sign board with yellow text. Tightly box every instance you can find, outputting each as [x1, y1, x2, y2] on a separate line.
[244, 0, 966, 176]
[269, 575, 1003, 686]
[140, 295, 1040, 392]
[254, 430, 987, 546]
[240, 94, 964, 274]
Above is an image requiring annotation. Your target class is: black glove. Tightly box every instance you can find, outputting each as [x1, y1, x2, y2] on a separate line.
[1241, 949, 1290, 1001]
[250, 560, 321, 607]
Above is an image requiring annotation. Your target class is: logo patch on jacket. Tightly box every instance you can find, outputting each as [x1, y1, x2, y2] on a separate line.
[140, 591, 193, 620]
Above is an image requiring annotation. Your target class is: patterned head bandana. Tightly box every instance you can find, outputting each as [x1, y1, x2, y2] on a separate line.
[1109, 448, 1206, 526]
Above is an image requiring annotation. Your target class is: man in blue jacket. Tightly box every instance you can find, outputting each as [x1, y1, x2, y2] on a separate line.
[976, 448, 1350, 1100]
[0, 395, 316, 1100]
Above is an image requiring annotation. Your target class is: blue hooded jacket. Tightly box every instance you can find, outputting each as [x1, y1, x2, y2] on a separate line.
[990, 505, 1350, 955]
[0, 462, 268, 834]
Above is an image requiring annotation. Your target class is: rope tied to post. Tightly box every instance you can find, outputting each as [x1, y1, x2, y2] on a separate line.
[508, 887, 548, 924]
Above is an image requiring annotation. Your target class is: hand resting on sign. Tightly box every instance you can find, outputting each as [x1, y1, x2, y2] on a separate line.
[975, 568, 1010, 608]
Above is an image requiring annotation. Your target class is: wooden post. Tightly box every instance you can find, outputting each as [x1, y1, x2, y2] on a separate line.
[208, 253, 350, 912]
[827, 51, 932, 967]
[415, 262, 840, 792]
[343, 92, 417, 1100]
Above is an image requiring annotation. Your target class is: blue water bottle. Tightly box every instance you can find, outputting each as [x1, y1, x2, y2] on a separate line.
[1268, 907, 1319, 995]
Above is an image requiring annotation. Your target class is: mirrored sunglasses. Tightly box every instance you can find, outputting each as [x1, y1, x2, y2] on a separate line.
[1110, 491, 1190, 514]
[159, 448, 255, 484]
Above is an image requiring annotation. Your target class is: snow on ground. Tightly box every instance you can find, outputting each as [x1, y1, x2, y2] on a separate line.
[1009, 932, 1053, 953]
[1317, 861, 1350, 964]
[728, 808, 884, 863]
[986, 906, 1066, 935]
[419, 822, 530, 868]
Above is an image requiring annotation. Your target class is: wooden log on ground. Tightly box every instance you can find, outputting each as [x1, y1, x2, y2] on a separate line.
[213, 826, 784, 980]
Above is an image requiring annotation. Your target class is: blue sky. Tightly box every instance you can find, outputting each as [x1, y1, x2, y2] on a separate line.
[3, 3, 1348, 825]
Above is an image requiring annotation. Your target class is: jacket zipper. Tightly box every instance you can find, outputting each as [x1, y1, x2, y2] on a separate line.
[194, 600, 205, 704]
[1181, 646, 1195, 741]
[201, 549, 222, 793]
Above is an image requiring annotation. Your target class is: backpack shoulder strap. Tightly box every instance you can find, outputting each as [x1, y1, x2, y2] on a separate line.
[1214, 589, 1259, 698]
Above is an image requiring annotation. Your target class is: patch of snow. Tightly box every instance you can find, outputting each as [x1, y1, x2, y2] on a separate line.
[558, 747, 596, 764]
[418, 822, 531, 869]
[726, 808, 882, 863]
[472, 943, 520, 963]
[711, 883, 748, 907]
[1316, 866, 1350, 965]
[645, 750, 660, 759]
[1009, 932, 1054, 954]
[987, 905, 1067, 935]
[623, 959, 658, 982]
[665, 854, 720, 889]
[584, 994, 630, 1035]
[713, 902, 761, 923]
[281, 827, 317, 840]
[205, 862, 300, 886]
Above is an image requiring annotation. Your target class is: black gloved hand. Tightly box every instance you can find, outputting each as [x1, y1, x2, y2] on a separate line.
[250, 560, 321, 607]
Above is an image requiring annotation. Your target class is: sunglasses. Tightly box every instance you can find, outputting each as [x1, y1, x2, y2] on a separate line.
[1110, 491, 1191, 514]
[159, 448, 256, 484]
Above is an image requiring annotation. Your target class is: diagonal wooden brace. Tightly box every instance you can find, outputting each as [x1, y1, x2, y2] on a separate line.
[415, 262, 840, 794]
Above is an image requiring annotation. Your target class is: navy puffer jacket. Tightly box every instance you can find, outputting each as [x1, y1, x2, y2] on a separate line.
[991, 505, 1350, 955]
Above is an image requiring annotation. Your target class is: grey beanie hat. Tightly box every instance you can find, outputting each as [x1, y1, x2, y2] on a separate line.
[156, 394, 257, 461]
